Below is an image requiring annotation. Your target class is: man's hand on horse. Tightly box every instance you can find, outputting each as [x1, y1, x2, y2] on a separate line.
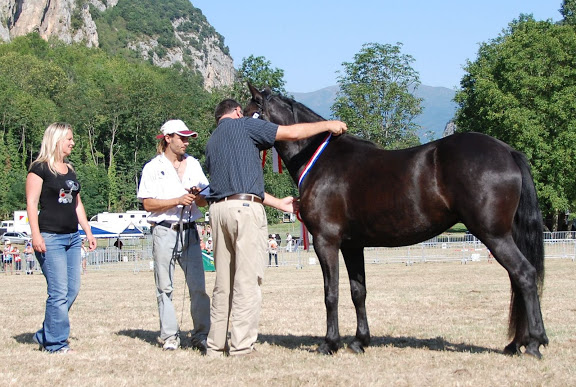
[326, 120, 348, 136]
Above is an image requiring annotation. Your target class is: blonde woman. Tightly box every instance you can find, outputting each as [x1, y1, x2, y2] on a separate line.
[26, 122, 96, 354]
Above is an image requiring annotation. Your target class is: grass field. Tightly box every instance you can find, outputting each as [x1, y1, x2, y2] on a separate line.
[1, 257, 575, 386]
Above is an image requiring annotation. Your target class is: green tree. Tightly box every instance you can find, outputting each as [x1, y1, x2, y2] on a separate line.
[560, 0, 576, 25]
[232, 55, 288, 103]
[0, 34, 216, 218]
[332, 43, 422, 149]
[455, 16, 576, 230]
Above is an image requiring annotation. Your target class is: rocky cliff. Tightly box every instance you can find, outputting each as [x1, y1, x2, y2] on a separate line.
[0, 0, 234, 90]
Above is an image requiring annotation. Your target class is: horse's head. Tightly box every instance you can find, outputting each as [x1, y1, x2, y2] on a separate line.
[244, 83, 325, 125]
[244, 83, 330, 184]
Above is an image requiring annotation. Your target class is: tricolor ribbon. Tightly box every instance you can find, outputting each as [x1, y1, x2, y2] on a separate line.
[297, 133, 332, 188]
[295, 133, 332, 251]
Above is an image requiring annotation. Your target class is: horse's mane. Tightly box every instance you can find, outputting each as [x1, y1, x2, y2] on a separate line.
[273, 92, 378, 149]
[274, 94, 326, 123]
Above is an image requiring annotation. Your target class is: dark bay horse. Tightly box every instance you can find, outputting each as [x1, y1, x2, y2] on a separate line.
[245, 84, 548, 358]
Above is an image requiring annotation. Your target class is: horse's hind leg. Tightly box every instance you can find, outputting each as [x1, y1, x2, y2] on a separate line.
[503, 280, 529, 356]
[341, 246, 370, 353]
[485, 237, 548, 358]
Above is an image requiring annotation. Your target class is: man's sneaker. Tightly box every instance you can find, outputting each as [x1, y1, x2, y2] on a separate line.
[163, 336, 180, 351]
[191, 338, 207, 355]
[52, 347, 74, 354]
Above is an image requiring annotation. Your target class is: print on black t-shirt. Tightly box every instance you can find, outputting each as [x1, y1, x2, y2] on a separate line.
[59, 180, 80, 204]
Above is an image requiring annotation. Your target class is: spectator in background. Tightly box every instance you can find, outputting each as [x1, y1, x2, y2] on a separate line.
[268, 234, 278, 267]
[25, 241, 35, 275]
[286, 233, 293, 252]
[487, 249, 494, 264]
[113, 237, 123, 250]
[205, 238, 213, 254]
[26, 122, 97, 353]
[3, 241, 13, 274]
[113, 237, 123, 261]
[12, 244, 21, 274]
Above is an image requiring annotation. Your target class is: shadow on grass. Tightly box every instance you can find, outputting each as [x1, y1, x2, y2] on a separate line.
[13, 332, 36, 345]
[117, 329, 159, 347]
[16, 330, 500, 355]
[258, 333, 502, 355]
[13, 332, 79, 348]
[117, 329, 200, 349]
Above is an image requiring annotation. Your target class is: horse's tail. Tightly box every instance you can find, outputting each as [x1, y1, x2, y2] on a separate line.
[509, 150, 545, 339]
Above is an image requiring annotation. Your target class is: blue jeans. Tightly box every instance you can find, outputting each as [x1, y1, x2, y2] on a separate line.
[34, 232, 82, 352]
[152, 224, 210, 343]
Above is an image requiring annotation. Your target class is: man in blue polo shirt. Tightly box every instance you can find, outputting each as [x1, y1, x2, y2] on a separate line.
[204, 99, 347, 357]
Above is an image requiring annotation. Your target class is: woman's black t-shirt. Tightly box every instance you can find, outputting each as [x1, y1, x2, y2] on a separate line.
[29, 162, 80, 234]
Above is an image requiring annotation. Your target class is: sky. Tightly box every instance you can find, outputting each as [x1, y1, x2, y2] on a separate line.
[190, 1, 562, 93]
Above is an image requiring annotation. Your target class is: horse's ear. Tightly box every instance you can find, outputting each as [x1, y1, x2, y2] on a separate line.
[247, 82, 263, 104]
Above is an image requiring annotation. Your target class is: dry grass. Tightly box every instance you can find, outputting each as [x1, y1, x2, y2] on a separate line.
[1, 258, 575, 386]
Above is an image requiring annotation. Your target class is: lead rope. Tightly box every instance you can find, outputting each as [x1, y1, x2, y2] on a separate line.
[175, 185, 209, 331]
[175, 205, 190, 331]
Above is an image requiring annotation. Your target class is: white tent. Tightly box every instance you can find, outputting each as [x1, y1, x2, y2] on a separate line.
[79, 220, 144, 239]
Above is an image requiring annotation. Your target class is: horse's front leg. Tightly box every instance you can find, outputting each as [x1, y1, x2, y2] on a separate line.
[314, 238, 341, 355]
[341, 246, 370, 353]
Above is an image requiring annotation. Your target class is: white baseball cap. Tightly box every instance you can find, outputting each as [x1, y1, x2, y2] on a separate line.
[156, 119, 198, 139]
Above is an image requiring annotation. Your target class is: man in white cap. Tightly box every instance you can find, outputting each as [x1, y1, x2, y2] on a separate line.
[137, 119, 210, 353]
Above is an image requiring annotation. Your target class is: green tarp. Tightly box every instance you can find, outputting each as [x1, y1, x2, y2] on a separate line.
[202, 251, 215, 272]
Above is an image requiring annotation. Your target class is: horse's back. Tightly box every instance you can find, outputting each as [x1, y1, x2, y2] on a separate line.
[306, 132, 523, 247]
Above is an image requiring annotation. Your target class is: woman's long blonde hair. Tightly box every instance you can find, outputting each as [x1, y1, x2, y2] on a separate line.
[30, 122, 74, 175]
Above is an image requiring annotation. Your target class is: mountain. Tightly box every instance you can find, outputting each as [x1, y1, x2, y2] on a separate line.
[292, 85, 457, 143]
[0, 0, 456, 132]
[0, 0, 235, 90]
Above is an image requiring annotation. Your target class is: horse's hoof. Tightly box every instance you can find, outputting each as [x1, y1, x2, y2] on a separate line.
[524, 349, 543, 359]
[503, 342, 521, 356]
[525, 341, 543, 359]
[346, 340, 365, 354]
[542, 334, 549, 346]
[316, 343, 336, 355]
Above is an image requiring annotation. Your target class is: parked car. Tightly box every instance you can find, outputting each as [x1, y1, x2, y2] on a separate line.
[2, 232, 31, 245]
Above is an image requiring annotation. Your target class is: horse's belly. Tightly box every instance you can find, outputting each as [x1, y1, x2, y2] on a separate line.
[345, 217, 457, 248]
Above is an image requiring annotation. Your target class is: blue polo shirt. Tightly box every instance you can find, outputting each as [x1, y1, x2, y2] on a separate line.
[205, 117, 278, 202]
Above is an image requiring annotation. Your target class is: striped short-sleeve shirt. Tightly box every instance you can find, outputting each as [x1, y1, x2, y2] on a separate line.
[205, 117, 278, 202]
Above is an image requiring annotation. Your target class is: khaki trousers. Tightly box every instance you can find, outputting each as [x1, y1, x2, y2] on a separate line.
[206, 199, 267, 356]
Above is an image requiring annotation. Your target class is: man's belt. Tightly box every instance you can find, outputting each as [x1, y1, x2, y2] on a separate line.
[214, 194, 263, 204]
[156, 221, 195, 232]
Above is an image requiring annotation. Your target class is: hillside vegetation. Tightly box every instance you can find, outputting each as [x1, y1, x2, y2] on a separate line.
[0, 34, 213, 219]
[92, 0, 228, 63]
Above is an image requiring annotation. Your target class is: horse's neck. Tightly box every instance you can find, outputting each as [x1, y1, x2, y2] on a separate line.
[275, 133, 329, 184]
[268, 97, 328, 184]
